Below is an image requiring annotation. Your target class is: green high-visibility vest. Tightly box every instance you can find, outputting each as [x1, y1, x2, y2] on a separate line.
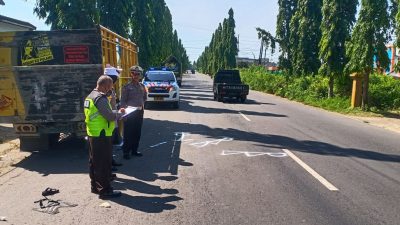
[84, 97, 115, 137]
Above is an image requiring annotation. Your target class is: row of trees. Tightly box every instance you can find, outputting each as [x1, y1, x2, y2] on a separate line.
[196, 8, 239, 75]
[31, 0, 190, 70]
[275, 0, 399, 108]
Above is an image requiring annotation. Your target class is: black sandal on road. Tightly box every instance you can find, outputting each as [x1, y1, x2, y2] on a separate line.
[42, 188, 60, 197]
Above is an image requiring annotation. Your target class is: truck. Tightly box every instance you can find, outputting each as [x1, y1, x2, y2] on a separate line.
[213, 70, 249, 103]
[0, 25, 138, 150]
[163, 55, 182, 87]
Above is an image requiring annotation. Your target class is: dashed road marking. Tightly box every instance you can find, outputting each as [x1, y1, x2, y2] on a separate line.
[283, 149, 339, 191]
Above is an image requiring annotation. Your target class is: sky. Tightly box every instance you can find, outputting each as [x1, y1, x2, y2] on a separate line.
[0, 0, 279, 63]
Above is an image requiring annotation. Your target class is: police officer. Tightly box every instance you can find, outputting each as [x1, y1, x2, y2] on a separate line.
[120, 65, 147, 160]
[84, 75, 125, 198]
[104, 65, 123, 170]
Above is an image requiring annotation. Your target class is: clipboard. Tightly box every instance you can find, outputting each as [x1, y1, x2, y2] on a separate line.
[121, 106, 139, 119]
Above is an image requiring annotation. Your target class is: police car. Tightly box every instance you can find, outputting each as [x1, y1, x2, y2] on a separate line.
[143, 68, 180, 109]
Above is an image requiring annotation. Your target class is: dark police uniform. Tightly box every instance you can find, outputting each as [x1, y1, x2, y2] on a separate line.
[120, 81, 147, 158]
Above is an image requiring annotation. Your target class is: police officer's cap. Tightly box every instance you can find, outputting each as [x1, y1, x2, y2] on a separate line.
[130, 65, 143, 73]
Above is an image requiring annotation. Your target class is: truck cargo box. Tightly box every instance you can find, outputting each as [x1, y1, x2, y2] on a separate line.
[0, 26, 138, 150]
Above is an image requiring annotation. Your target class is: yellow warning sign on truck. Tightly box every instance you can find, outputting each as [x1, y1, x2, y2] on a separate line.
[21, 34, 54, 66]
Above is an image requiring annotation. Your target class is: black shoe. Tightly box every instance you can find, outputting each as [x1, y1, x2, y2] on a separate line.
[110, 173, 117, 181]
[132, 152, 143, 157]
[91, 188, 99, 194]
[99, 190, 122, 199]
[112, 161, 123, 167]
[123, 154, 131, 160]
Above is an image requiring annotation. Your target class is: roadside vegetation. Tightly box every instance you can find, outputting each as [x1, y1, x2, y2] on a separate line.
[240, 66, 400, 116]
[197, 0, 400, 115]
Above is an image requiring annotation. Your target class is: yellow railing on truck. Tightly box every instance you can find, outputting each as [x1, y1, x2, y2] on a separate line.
[100, 25, 138, 98]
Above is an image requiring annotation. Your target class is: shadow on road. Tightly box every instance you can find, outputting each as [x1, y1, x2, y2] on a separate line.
[181, 85, 275, 106]
[112, 194, 183, 213]
[180, 98, 286, 118]
[141, 118, 400, 166]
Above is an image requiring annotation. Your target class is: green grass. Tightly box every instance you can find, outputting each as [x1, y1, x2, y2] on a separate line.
[240, 66, 400, 117]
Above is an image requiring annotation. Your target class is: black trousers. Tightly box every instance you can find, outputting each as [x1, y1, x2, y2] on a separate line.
[123, 109, 144, 155]
[88, 132, 112, 194]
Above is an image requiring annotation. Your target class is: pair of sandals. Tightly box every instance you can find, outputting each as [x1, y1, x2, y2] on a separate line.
[34, 188, 60, 209]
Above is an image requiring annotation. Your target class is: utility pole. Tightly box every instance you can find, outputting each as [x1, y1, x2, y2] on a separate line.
[237, 34, 240, 54]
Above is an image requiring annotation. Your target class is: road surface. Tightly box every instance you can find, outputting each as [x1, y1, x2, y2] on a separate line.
[0, 73, 399, 225]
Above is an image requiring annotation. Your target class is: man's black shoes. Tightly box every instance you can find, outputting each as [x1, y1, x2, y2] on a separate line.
[91, 188, 99, 194]
[110, 173, 117, 181]
[99, 190, 122, 199]
[112, 161, 123, 167]
[124, 151, 143, 159]
[132, 152, 143, 157]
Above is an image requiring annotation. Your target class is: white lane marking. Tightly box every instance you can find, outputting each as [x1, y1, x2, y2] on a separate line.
[282, 149, 339, 191]
[150, 142, 167, 148]
[239, 112, 251, 122]
[221, 150, 287, 158]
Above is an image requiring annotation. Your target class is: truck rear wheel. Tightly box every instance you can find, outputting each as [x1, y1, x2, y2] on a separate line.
[19, 134, 50, 151]
[48, 133, 60, 147]
[240, 96, 247, 103]
[217, 95, 223, 102]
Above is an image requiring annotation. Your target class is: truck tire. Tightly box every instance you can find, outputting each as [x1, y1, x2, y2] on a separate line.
[240, 96, 247, 103]
[48, 133, 60, 147]
[217, 95, 223, 102]
[19, 135, 50, 151]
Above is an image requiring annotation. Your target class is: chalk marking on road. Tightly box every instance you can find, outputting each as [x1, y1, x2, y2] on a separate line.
[190, 137, 233, 148]
[239, 112, 251, 121]
[282, 149, 339, 191]
[221, 150, 288, 158]
[174, 132, 190, 142]
[150, 142, 167, 148]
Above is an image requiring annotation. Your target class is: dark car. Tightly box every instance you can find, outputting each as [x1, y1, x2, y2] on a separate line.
[213, 70, 249, 103]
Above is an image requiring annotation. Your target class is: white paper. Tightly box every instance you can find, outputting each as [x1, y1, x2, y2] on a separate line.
[121, 106, 139, 118]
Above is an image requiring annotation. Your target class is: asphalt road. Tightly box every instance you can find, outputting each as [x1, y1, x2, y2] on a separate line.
[0, 73, 399, 225]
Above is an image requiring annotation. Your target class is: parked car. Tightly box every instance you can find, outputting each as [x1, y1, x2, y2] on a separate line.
[143, 69, 180, 109]
[213, 70, 249, 103]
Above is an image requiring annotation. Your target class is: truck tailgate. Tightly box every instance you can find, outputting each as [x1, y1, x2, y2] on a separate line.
[0, 64, 101, 123]
[218, 84, 249, 95]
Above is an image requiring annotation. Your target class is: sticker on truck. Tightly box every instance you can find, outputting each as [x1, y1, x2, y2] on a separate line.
[20, 34, 54, 66]
[64, 46, 90, 64]
[0, 94, 12, 110]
